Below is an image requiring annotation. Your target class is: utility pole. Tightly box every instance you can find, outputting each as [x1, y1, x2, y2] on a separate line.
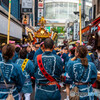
[79, 0, 82, 45]
[7, 0, 11, 44]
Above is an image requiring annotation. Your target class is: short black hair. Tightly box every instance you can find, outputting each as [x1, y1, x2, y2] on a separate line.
[15, 47, 20, 53]
[44, 38, 54, 49]
[19, 48, 27, 59]
[35, 42, 41, 45]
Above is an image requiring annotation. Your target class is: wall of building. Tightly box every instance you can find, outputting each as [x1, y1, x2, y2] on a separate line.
[0, 0, 21, 20]
[92, 0, 100, 18]
[44, 0, 92, 23]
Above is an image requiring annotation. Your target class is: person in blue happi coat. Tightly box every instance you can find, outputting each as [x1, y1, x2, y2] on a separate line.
[15, 48, 35, 100]
[33, 40, 57, 62]
[65, 45, 97, 100]
[0, 44, 25, 100]
[0, 52, 2, 61]
[34, 38, 63, 100]
[33, 42, 44, 61]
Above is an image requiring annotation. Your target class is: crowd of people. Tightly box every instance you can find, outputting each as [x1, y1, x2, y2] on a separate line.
[0, 38, 99, 100]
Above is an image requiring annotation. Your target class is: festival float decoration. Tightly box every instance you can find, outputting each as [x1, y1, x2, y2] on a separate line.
[34, 17, 50, 39]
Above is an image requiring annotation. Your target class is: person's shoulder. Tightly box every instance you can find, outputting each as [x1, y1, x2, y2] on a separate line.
[88, 62, 96, 67]
[28, 59, 33, 64]
[12, 62, 21, 68]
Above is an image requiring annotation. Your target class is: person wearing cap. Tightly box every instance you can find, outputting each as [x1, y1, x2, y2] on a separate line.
[35, 42, 40, 51]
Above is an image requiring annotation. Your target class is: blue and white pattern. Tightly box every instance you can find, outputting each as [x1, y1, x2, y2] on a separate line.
[0, 60, 25, 100]
[34, 51, 63, 100]
[65, 58, 97, 100]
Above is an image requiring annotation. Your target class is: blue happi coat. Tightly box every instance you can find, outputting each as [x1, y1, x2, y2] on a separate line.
[65, 58, 97, 100]
[33, 48, 43, 61]
[12, 52, 19, 63]
[16, 59, 34, 93]
[0, 60, 25, 100]
[0, 53, 3, 61]
[34, 51, 63, 100]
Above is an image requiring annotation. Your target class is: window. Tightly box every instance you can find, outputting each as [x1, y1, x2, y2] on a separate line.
[93, 5, 96, 19]
[1, 0, 9, 7]
[97, 0, 100, 14]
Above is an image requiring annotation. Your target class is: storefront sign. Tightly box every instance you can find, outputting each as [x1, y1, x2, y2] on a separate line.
[38, 9, 43, 19]
[22, 0, 33, 13]
[38, 0, 44, 8]
[22, 15, 29, 25]
[38, 0, 44, 22]
[74, 22, 79, 40]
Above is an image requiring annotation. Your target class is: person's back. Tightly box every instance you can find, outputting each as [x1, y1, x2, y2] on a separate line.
[65, 45, 97, 100]
[0, 44, 25, 100]
[34, 38, 63, 100]
[16, 49, 35, 100]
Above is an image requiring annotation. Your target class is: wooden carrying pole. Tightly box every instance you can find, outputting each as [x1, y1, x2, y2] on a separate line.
[79, 0, 82, 45]
[7, 0, 11, 44]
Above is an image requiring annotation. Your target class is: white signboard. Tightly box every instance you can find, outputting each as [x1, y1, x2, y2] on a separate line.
[66, 27, 71, 40]
[38, 9, 43, 18]
[22, 0, 33, 13]
[74, 22, 79, 40]
[38, 0, 44, 8]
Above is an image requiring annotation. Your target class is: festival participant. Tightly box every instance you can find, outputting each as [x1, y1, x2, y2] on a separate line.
[16, 49, 35, 100]
[33, 41, 44, 61]
[94, 46, 100, 71]
[9, 40, 19, 63]
[65, 45, 97, 100]
[0, 43, 6, 61]
[27, 44, 35, 61]
[35, 42, 40, 51]
[0, 44, 25, 100]
[34, 38, 63, 100]
[62, 47, 69, 65]
[87, 45, 95, 62]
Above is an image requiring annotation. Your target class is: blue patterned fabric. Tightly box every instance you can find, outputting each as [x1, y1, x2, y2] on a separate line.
[0, 60, 25, 100]
[65, 58, 97, 100]
[34, 51, 63, 100]
[12, 52, 19, 63]
[0, 53, 3, 61]
[33, 48, 43, 61]
[16, 59, 35, 93]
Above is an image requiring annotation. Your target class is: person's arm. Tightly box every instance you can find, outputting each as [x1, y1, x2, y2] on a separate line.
[26, 60, 35, 77]
[90, 63, 97, 84]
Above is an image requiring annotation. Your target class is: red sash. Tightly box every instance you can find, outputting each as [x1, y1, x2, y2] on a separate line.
[37, 54, 60, 90]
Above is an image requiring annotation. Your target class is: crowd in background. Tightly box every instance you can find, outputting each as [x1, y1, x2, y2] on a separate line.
[0, 38, 99, 100]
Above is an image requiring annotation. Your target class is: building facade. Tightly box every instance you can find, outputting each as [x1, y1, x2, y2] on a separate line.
[44, 0, 92, 24]
[92, 0, 100, 19]
[0, 0, 23, 43]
